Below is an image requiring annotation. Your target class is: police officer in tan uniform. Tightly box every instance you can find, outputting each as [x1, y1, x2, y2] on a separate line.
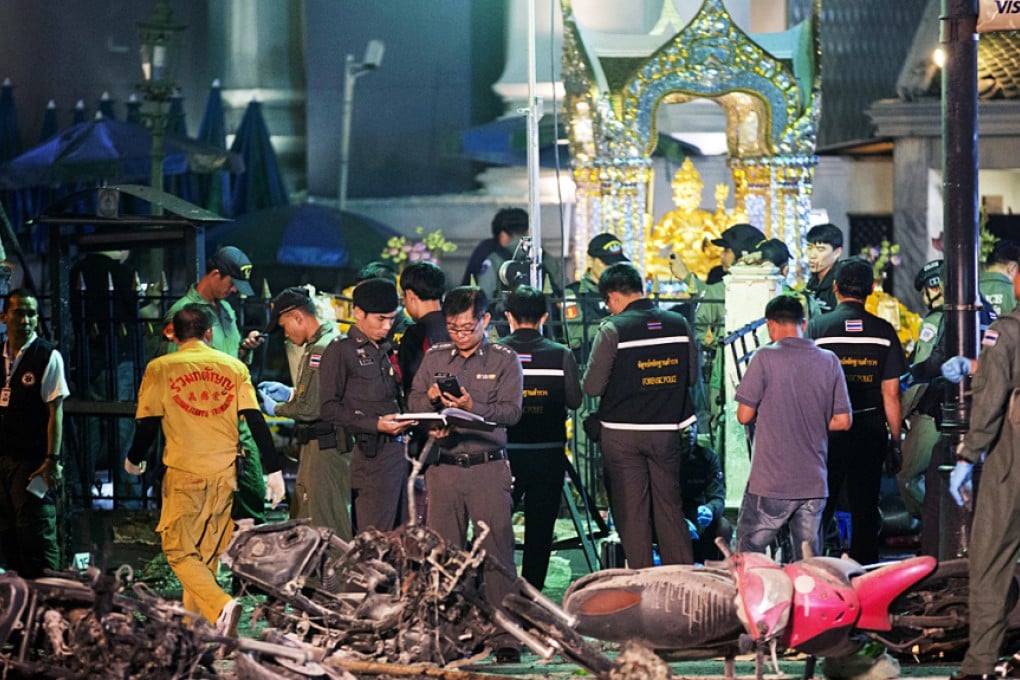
[258, 287, 352, 539]
[408, 286, 524, 662]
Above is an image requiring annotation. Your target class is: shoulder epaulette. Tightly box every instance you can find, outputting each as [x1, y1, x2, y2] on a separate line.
[491, 343, 517, 355]
[429, 341, 456, 352]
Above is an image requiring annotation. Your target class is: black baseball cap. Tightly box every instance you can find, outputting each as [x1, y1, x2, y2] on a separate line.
[755, 238, 792, 268]
[266, 286, 312, 332]
[711, 224, 766, 258]
[587, 233, 628, 264]
[209, 246, 255, 296]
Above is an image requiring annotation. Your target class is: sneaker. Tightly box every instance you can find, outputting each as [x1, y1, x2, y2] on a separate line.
[215, 598, 242, 637]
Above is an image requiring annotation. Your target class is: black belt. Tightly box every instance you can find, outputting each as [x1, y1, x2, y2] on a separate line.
[437, 449, 506, 468]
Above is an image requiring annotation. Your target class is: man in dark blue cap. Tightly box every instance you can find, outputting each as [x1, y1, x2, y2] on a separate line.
[257, 286, 352, 539]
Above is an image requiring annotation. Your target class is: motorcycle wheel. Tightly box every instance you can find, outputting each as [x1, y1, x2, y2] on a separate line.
[883, 559, 1019, 659]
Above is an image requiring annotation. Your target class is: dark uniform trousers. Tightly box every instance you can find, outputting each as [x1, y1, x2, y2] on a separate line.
[601, 427, 693, 568]
[824, 411, 887, 564]
[350, 436, 407, 533]
[508, 445, 566, 589]
[0, 457, 59, 577]
[809, 301, 906, 565]
[425, 459, 516, 613]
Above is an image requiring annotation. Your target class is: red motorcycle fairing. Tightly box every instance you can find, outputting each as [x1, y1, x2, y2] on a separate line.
[730, 551, 793, 644]
[562, 565, 744, 649]
[783, 557, 862, 656]
[853, 555, 937, 631]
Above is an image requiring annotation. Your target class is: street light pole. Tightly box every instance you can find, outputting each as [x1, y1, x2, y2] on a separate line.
[525, 0, 543, 289]
[938, 0, 979, 560]
[338, 40, 384, 211]
[137, 0, 185, 217]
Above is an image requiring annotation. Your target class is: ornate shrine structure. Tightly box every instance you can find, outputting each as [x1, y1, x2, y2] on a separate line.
[560, 0, 822, 280]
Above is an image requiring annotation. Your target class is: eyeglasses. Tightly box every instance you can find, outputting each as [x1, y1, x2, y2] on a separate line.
[446, 319, 482, 335]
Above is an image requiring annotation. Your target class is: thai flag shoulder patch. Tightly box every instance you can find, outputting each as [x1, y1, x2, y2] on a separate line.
[309, 354, 322, 368]
[647, 320, 663, 331]
[982, 329, 999, 347]
[845, 319, 863, 332]
[517, 353, 532, 363]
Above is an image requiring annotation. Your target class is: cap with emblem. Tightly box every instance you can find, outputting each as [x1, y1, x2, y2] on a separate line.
[914, 259, 944, 291]
[352, 277, 399, 313]
[587, 233, 628, 264]
[266, 286, 313, 332]
[209, 246, 255, 296]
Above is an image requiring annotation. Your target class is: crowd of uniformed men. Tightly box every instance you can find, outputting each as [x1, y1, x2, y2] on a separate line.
[2, 209, 1019, 671]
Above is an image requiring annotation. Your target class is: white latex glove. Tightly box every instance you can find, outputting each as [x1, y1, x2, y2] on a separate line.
[948, 460, 974, 508]
[124, 459, 147, 476]
[264, 470, 285, 508]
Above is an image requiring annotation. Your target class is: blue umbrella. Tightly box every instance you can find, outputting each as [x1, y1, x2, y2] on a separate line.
[230, 99, 288, 216]
[0, 118, 241, 190]
[196, 79, 232, 217]
[98, 92, 116, 121]
[205, 204, 399, 292]
[39, 100, 58, 142]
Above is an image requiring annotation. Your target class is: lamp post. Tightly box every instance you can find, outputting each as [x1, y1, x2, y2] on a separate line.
[137, 0, 185, 215]
[937, 0, 979, 560]
[338, 40, 384, 211]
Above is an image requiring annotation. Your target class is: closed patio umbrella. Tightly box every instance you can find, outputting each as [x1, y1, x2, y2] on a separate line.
[196, 79, 232, 216]
[39, 100, 58, 143]
[98, 92, 116, 121]
[229, 99, 288, 216]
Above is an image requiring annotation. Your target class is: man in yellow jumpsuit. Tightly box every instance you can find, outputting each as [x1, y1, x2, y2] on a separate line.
[125, 304, 284, 634]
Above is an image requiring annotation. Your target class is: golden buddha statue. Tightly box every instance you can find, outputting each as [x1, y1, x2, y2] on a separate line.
[647, 158, 743, 283]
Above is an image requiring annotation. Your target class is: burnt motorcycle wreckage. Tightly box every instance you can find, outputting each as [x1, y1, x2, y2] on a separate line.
[223, 518, 504, 666]
[221, 437, 612, 675]
[0, 565, 227, 678]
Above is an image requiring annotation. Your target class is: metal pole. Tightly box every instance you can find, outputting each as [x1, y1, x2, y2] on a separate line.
[937, 0, 979, 560]
[339, 54, 356, 211]
[526, 0, 543, 287]
[150, 99, 165, 216]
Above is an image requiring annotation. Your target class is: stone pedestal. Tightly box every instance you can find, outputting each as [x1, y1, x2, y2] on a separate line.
[721, 262, 783, 509]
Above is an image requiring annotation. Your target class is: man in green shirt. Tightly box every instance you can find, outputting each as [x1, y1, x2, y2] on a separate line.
[979, 239, 1020, 318]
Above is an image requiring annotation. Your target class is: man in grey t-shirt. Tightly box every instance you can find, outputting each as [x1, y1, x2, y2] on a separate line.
[734, 295, 852, 561]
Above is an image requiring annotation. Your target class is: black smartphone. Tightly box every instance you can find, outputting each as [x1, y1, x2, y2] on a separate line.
[437, 376, 463, 398]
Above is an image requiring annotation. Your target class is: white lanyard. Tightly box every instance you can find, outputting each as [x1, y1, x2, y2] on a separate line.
[2, 336, 33, 389]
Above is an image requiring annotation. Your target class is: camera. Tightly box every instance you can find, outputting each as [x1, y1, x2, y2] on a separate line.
[498, 236, 535, 289]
